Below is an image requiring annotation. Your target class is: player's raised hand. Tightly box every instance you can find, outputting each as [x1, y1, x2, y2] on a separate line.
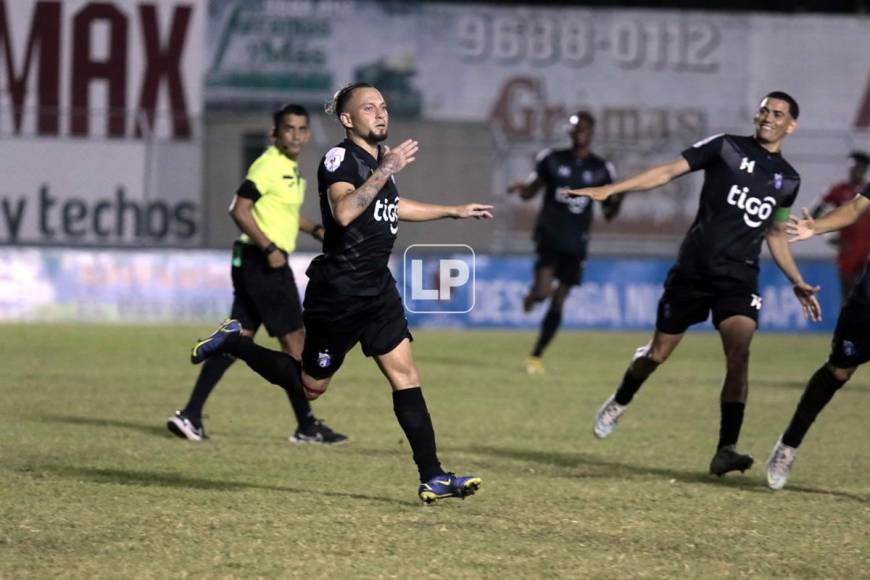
[785, 208, 816, 242]
[380, 139, 419, 175]
[792, 281, 822, 322]
[566, 185, 611, 200]
[453, 203, 494, 220]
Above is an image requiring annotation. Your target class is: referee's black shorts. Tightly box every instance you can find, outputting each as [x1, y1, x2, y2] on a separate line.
[828, 300, 870, 368]
[301, 282, 412, 379]
[534, 243, 584, 287]
[229, 242, 303, 337]
[655, 266, 761, 334]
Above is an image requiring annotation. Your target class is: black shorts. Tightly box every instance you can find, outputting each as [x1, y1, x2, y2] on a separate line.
[828, 301, 870, 368]
[534, 245, 584, 286]
[656, 267, 761, 334]
[301, 283, 413, 379]
[229, 242, 303, 337]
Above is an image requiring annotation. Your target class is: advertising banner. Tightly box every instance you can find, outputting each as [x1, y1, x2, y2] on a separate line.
[0, 247, 841, 333]
[0, 0, 206, 247]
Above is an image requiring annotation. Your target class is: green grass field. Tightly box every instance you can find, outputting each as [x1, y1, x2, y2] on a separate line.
[1, 324, 867, 578]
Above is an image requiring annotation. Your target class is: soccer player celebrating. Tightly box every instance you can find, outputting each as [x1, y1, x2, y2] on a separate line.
[168, 104, 346, 445]
[189, 83, 493, 503]
[508, 111, 622, 375]
[766, 184, 870, 490]
[568, 92, 821, 476]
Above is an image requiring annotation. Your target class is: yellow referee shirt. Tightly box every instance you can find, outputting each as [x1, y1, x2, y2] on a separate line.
[239, 146, 305, 253]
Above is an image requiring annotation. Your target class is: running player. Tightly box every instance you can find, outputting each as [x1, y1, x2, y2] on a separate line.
[766, 183, 870, 490]
[189, 83, 493, 503]
[508, 111, 622, 375]
[167, 105, 347, 444]
[568, 92, 821, 476]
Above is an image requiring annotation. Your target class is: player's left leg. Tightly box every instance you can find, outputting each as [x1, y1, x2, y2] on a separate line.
[374, 338, 481, 504]
[278, 329, 347, 445]
[709, 314, 756, 476]
[766, 301, 868, 489]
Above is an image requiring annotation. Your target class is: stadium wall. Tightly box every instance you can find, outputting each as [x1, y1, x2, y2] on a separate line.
[0, 247, 841, 332]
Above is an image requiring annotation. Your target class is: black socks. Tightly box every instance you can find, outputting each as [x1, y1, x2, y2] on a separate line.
[393, 387, 443, 482]
[717, 402, 745, 450]
[227, 335, 301, 392]
[183, 355, 235, 421]
[532, 308, 562, 357]
[782, 365, 846, 448]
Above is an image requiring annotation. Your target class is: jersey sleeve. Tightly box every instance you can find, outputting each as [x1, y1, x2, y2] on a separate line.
[245, 157, 274, 197]
[821, 184, 840, 204]
[235, 179, 261, 201]
[681, 133, 725, 171]
[319, 146, 361, 190]
[534, 149, 553, 182]
[781, 180, 800, 209]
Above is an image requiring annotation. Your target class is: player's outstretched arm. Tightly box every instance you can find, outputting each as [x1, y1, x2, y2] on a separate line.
[786, 195, 870, 241]
[766, 220, 822, 322]
[398, 198, 493, 222]
[566, 157, 690, 200]
[329, 139, 419, 226]
[506, 176, 544, 200]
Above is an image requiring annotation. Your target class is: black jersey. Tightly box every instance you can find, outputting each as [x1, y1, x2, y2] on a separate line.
[533, 148, 614, 256]
[308, 139, 399, 296]
[677, 134, 800, 273]
[849, 184, 870, 307]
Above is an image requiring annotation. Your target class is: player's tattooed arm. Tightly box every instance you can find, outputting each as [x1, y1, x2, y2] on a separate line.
[786, 195, 870, 241]
[329, 139, 419, 226]
[566, 157, 690, 200]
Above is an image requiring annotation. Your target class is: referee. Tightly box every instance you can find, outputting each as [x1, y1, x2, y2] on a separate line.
[569, 92, 821, 477]
[168, 104, 347, 445]
[508, 111, 622, 375]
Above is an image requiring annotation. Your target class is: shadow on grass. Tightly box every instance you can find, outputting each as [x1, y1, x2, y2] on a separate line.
[36, 465, 411, 506]
[37, 413, 169, 438]
[468, 445, 867, 503]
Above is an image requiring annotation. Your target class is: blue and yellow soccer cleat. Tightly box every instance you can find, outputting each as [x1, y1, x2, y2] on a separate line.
[190, 319, 241, 364]
[418, 472, 482, 504]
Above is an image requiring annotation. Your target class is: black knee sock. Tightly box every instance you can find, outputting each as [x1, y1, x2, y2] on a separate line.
[717, 402, 745, 450]
[782, 365, 846, 448]
[614, 354, 660, 406]
[226, 335, 300, 392]
[532, 308, 562, 357]
[183, 355, 235, 420]
[393, 387, 443, 482]
[285, 384, 315, 429]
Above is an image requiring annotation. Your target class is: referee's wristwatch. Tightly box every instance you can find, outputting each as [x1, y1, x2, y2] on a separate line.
[263, 242, 278, 255]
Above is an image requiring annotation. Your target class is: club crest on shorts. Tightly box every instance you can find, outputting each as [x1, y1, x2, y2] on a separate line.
[842, 340, 855, 358]
[317, 350, 332, 368]
[773, 173, 783, 190]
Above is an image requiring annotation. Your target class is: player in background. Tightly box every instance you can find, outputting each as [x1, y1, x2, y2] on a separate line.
[508, 111, 623, 375]
[766, 184, 870, 490]
[568, 92, 821, 476]
[809, 151, 869, 302]
[168, 104, 347, 445]
[188, 83, 493, 503]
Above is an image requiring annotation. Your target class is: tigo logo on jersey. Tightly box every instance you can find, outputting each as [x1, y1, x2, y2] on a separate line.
[374, 198, 399, 234]
[727, 185, 775, 228]
[403, 244, 475, 314]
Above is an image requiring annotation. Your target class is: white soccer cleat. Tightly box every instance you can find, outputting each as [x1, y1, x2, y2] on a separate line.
[593, 395, 627, 439]
[765, 437, 798, 490]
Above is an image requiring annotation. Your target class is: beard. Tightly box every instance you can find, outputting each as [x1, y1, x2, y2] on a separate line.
[365, 127, 389, 143]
